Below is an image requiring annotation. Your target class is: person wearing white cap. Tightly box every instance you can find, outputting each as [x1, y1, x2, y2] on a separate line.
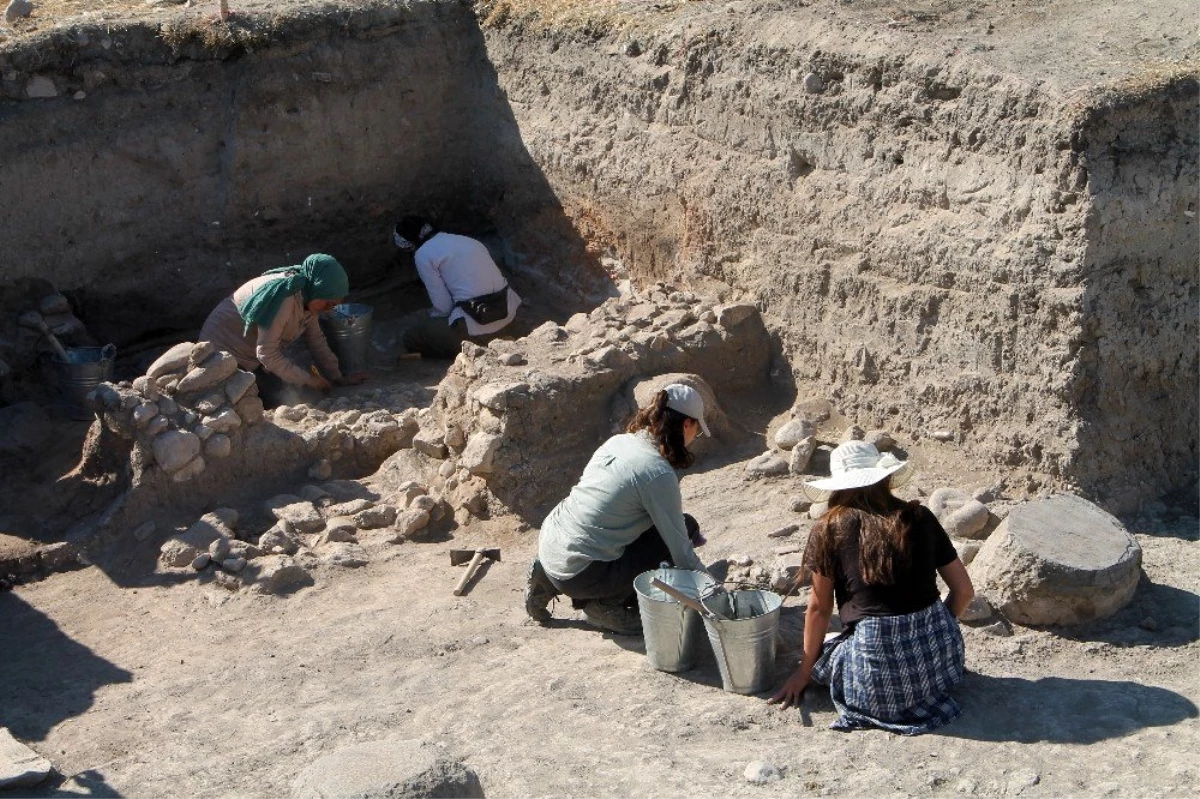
[768, 440, 975, 735]
[524, 383, 712, 635]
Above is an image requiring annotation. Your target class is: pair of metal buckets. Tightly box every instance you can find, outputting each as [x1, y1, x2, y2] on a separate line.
[633, 568, 782, 695]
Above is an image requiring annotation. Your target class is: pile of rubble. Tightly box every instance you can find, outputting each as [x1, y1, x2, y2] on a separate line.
[156, 476, 453, 593]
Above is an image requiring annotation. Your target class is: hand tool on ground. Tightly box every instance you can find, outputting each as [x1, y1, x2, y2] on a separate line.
[650, 577, 729, 621]
[450, 547, 501, 596]
[18, 311, 71, 363]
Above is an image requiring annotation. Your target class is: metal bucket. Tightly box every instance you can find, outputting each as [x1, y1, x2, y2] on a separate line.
[634, 568, 717, 673]
[53, 344, 116, 420]
[320, 303, 373, 375]
[702, 589, 783, 694]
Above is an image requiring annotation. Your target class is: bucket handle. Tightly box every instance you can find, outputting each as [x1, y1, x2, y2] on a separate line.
[100, 343, 117, 361]
[650, 578, 728, 621]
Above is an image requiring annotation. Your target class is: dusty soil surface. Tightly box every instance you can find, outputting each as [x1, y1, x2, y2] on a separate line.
[1, 412, 1197, 797]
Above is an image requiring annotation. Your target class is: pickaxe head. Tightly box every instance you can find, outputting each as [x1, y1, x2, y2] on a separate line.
[449, 547, 501, 566]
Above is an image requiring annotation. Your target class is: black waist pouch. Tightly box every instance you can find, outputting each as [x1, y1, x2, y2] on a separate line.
[456, 285, 509, 325]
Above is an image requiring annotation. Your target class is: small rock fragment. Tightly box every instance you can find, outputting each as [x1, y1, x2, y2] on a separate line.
[744, 761, 783, 784]
[191, 553, 211, 570]
[767, 524, 799, 539]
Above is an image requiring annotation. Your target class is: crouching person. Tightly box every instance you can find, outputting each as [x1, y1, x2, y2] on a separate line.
[524, 384, 712, 635]
[393, 216, 521, 359]
[769, 441, 975, 734]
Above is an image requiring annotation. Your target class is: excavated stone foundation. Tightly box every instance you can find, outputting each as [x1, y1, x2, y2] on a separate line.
[0, 0, 1195, 518]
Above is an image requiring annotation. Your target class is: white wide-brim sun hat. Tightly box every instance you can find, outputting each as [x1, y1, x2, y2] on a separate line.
[802, 440, 914, 502]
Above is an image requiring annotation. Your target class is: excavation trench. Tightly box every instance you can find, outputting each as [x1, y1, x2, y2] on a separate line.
[0, 0, 1196, 559]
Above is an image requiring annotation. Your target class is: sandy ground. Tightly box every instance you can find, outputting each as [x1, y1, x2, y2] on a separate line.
[1, 409, 1197, 797]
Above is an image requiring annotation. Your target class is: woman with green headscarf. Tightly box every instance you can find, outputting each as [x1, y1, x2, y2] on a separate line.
[200, 254, 367, 403]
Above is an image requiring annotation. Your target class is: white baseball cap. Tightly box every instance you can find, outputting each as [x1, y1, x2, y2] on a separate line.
[664, 383, 711, 438]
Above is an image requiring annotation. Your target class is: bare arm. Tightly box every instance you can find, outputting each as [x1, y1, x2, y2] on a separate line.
[769, 570, 834, 709]
[938, 558, 975, 618]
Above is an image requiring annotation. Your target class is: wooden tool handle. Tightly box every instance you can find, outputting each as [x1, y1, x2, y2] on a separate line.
[453, 550, 486, 596]
[38, 321, 72, 364]
[650, 578, 725, 620]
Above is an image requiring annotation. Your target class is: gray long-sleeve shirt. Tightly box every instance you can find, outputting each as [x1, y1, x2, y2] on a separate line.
[538, 432, 704, 581]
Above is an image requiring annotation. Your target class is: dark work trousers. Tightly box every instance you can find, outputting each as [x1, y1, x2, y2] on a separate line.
[548, 514, 701, 609]
[403, 317, 469, 360]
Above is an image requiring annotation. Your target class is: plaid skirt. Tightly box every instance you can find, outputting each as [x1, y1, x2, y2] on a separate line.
[811, 601, 965, 735]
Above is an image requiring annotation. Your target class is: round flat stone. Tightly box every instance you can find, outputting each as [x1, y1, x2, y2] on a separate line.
[968, 493, 1142, 626]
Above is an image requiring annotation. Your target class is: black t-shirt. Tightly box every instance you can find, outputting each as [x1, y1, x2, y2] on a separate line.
[805, 504, 958, 626]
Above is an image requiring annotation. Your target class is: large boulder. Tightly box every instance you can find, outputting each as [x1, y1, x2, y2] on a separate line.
[291, 739, 483, 799]
[968, 493, 1142, 626]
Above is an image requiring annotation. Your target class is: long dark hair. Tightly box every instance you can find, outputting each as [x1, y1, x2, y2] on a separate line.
[627, 390, 695, 469]
[804, 479, 916, 584]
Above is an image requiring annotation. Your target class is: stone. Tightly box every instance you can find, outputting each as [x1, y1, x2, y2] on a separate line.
[4, 0, 33, 24]
[203, 408, 242, 433]
[208, 537, 231, 561]
[132, 402, 159, 428]
[443, 424, 466, 449]
[292, 738, 483, 799]
[235, 396, 265, 426]
[789, 497, 811, 514]
[175, 351, 238, 394]
[499, 352, 526, 366]
[0, 727, 51, 790]
[213, 571, 241, 591]
[397, 482, 429, 506]
[204, 433, 232, 459]
[299, 484, 331, 504]
[968, 493, 1143, 626]
[224, 370, 256, 404]
[462, 491, 488, 516]
[788, 436, 816, 475]
[808, 501, 829, 520]
[714, 303, 757, 327]
[929, 488, 991, 539]
[309, 459, 333, 480]
[771, 553, 810, 594]
[319, 542, 369, 568]
[412, 430, 448, 460]
[767, 523, 799, 539]
[194, 394, 224, 415]
[152, 430, 201, 473]
[744, 760, 783, 785]
[394, 508, 431, 539]
[191, 553, 211, 570]
[473, 382, 527, 412]
[192, 423, 214, 441]
[322, 517, 358, 542]
[774, 418, 815, 450]
[802, 71, 824, 93]
[864, 429, 895, 451]
[146, 342, 193, 379]
[959, 595, 994, 622]
[188, 341, 215, 366]
[438, 460, 456, 478]
[250, 556, 313, 595]
[931, 430, 956, 442]
[273, 502, 326, 534]
[978, 620, 1012, 637]
[145, 414, 169, 436]
[221, 557, 246, 573]
[745, 451, 789, 478]
[327, 498, 375, 518]
[460, 432, 502, 476]
[730, 553, 753, 567]
[259, 526, 301, 555]
[840, 424, 865, 443]
[228, 540, 262, 560]
[25, 75, 57, 98]
[354, 505, 397, 529]
[410, 495, 438, 514]
[171, 456, 206, 482]
[264, 494, 305, 513]
[953, 539, 983, 567]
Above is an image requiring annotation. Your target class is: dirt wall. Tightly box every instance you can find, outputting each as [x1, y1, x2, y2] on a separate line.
[478, 5, 1198, 512]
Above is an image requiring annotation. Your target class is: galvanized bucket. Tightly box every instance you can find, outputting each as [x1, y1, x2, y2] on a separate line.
[320, 303, 373, 375]
[53, 344, 116, 420]
[702, 589, 782, 694]
[634, 568, 717, 673]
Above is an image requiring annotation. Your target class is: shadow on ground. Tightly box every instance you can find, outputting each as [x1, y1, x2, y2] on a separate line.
[942, 673, 1198, 744]
[0, 593, 133, 743]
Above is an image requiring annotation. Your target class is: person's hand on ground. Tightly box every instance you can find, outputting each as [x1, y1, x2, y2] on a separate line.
[337, 372, 370, 386]
[767, 669, 809, 710]
[307, 373, 333, 392]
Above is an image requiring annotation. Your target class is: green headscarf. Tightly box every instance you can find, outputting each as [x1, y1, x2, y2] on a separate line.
[236, 253, 349, 333]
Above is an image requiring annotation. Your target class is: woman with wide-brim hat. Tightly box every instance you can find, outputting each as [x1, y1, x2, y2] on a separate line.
[523, 384, 712, 636]
[768, 440, 975, 735]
